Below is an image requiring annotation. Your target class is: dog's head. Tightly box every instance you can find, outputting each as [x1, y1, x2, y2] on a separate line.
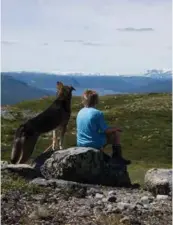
[56, 81, 75, 99]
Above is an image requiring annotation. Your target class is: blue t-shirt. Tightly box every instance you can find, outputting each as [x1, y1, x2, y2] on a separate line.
[76, 107, 108, 149]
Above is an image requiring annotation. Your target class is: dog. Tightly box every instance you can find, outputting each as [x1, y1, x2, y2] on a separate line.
[52, 82, 72, 151]
[11, 82, 75, 164]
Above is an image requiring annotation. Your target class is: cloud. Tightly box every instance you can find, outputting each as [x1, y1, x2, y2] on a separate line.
[1, 40, 18, 45]
[83, 25, 89, 30]
[63, 40, 108, 47]
[64, 40, 84, 43]
[1, 0, 171, 74]
[83, 42, 104, 47]
[117, 27, 154, 32]
[117, 41, 133, 47]
[167, 46, 172, 50]
[43, 42, 48, 46]
[83, 41, 112, 47]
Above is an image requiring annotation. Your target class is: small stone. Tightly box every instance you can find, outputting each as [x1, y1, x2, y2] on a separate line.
[96, 200, 103, 205]
[107, 195, 117, 203]
[89, 203, 94, 208]
[140, 196, 150, 204]
[29, 211, 38, 220]
[30, 178, 48, 186]
[87, 188, 103, 196]
[12, 210, 16, 215]
[120, 216, 130, 223]
[112, 207, 121, 213]
[136, 201, 143, 206]
[130, 218, 142, 225]
[156, 195, 169, 200]
[136, 202, 143, 210]
[37, 206, 51, 219]
[75, 206, 91, 217]
[143, 204, 149, 210]
[93, 207, 102, 217]
[32, 194, 45, 201]
[117, 202, 130, 211]
[148, 196, 155, 203]
[1, 161, 8, 169]
[1, 194, 6, 201]
[117, 202, 136, 211]
[144, 168, 172, 196]
[150, 202, 157, 206]
[108, 190, 116, 196]
[106, 204, 113, 212]
[129, 204, 137, 210]
[102, 198, 107, 203]
[95, 193, 104, 199]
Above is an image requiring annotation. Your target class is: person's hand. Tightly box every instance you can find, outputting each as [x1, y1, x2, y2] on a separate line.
[115, 128, 122, 132]
[105, 127, 122, 134]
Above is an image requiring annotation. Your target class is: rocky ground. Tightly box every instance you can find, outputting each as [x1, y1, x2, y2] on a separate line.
[1, 146, 172, 225]
[1, 177, 172, 225]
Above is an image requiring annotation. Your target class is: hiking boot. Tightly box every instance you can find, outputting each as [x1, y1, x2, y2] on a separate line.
[118, 157, 131, 165]
[112, 145, 131, 165]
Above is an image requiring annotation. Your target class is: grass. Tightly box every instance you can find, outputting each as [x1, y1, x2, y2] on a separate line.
[128, 161, 171, 185]
[1, 174, 46, 195]
[1, 93, 172, 187]
[95, 214, 130, 225]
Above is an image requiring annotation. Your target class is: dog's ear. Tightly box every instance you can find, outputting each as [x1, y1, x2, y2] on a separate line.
[70, 86, 76, 91]
[56, 81, 64, 90]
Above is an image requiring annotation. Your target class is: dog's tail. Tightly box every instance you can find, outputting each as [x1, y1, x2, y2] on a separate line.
[11, 125, 39, 164]
[11, 125, 25, 164]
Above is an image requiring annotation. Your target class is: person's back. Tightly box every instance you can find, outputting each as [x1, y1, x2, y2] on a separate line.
[77, 107, 107, 149]
[76, 89, 131, 165]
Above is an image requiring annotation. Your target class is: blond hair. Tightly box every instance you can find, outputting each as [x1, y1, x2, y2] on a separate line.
[82, 90, 99, 107]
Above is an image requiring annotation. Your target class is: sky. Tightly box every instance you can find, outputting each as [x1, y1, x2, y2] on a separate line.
[1, 0, 172, 74]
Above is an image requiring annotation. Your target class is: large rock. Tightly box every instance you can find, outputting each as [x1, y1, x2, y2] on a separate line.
[144, 168, 172, 196]
[38, 147, 131, 187]
[1, 161, 41, 179]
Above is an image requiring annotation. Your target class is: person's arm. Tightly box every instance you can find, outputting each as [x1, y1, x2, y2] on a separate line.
[105, 127, 122, 134]
[98, 112, 122, 134]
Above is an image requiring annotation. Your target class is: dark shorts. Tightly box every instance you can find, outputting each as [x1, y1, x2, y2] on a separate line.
[77, 133, 116, 150]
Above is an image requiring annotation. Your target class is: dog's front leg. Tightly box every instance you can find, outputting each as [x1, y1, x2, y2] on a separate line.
[52, 129, 59, 150]
[59, 125, 67, 150]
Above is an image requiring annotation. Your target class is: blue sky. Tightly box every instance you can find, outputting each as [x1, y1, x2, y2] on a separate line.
[1, 0, 172, 74]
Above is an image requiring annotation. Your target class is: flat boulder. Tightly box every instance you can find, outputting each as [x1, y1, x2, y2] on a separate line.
[38, 147, 131, 187]
[144, 168, 172, 196]
[1, 162, 41, 179]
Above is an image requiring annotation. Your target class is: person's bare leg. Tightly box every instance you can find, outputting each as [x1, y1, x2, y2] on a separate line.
[106, 131, 131, 165]
[114, 131, 120, 144]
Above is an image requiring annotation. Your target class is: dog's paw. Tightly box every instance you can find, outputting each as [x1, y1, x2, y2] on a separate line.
[52, 145, 58, 151]
[52, 145, 60, 151]
[52, 140, 60, 150]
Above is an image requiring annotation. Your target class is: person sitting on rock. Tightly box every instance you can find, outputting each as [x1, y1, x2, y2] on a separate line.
[76, 90, 131, 165]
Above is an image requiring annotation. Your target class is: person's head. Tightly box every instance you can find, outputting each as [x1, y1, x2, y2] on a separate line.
[82, 89, 99, 107]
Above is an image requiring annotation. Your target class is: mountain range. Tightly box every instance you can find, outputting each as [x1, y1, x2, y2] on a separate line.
[1, 70, 172, 105]
[1, 75, 54, 105]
